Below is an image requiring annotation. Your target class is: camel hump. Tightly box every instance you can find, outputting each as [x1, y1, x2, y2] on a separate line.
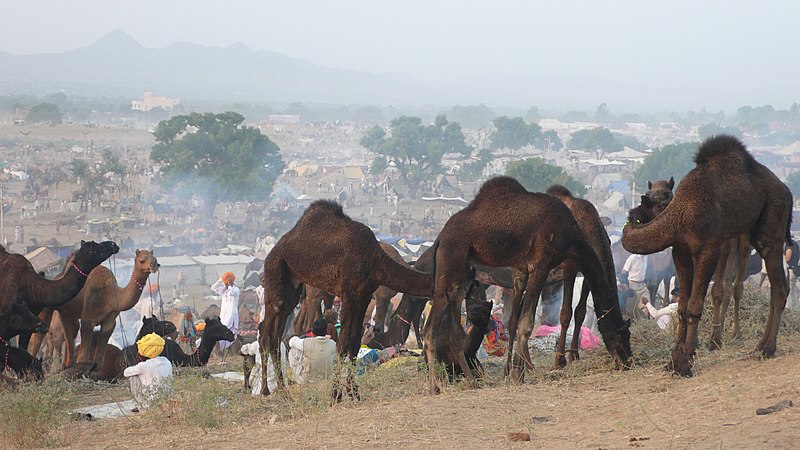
[306, 199, 345, 218]
[474, 176, 527, 201]
[694, 134, 757, 170]
[545, 184, 573, 198]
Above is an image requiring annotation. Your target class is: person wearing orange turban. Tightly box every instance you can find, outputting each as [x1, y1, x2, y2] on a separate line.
[211, 272, 240, 351]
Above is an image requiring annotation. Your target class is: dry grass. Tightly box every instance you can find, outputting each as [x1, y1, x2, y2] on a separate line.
[0, 379, 77, 449]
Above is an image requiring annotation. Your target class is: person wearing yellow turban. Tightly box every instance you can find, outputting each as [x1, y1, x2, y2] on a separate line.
[211, 271, 240, 351]
[123, 333, 173, 411]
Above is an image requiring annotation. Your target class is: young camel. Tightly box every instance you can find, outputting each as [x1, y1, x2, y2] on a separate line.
[426, 176, 632, 388]
[259, 200, 435, 398]
[623, 135, 792, 376]
[29, 249, 160, 371]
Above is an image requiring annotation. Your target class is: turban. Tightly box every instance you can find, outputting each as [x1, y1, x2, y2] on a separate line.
[136, 333, 165, 359]
[195, 321, 206, 331]
[221, 272, 236, 285]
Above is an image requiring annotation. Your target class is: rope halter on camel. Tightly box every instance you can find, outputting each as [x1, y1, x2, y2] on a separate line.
[71, 262, 90, 278]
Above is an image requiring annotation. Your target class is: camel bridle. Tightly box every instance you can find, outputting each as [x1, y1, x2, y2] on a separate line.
[71, 262, 90, 278]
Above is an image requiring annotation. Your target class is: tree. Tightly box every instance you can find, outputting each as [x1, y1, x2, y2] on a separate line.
[632, 141, 699, 192]
[698, 122, 743, 140]
[505, 157, 587, 196]
[567, 127, 620, 152]
[489, 116, 542, 150]
[524, 106, 541, 124]
[541, 130, 563, 151]
[595, 103, 612, 123]
[786, 171, 800, 201]
[150, 112, 284, 216]
[26, 103, 62, 124]
[100, 148, 126, 177]
[359, 115, 472, 198]
[458, 148, 493, 181]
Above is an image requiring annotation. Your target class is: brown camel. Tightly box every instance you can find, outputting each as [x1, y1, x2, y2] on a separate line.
[546, 184, 621, 369]
[259, 200, 435, 398]
[293, 285, 335, 335]
[425, 176, 632, 388]
[622, 135, 792, 376]
[29, 249, 159, 371]
[0, 240, 119, 316]
[371, 242, 409, 333]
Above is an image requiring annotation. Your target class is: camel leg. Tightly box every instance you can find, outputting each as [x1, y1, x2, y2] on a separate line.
[569, 280, 591, 363]
[672, 243, 719, 377]
[503, 269, 528, 378]
[61, 314, 81, 368]
[509, 269, 548, 383]
[28, 308, 54, 357]
[76, 320, 97, 364]
[372, 292, 391, 333]
[92, 318, 117, 371]
[708, 241, 732, 351]
[758, 246, 789, 357]
[555, 264, 578, 369]
[668, 246, 693, 374]
[335, 291, 372, 400]
[731, 239, 751, 340]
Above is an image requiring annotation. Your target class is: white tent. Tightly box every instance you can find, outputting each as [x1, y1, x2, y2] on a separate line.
[191, 254, 258, 285]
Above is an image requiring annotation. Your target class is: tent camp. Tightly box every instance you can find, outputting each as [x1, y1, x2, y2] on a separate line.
[191, 254, 259, 286]
[24, 247, 64, 277]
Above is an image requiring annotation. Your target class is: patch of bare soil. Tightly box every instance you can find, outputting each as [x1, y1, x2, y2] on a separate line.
[61, 338, 800, 450]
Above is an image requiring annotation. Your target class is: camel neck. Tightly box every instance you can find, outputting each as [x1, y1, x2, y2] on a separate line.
[195, 339, 215, 366]
[375, 251, 434, 297]
[120, 270, 152, 311]
[621, 205, 679, 255]
[29, 265, 92, 309]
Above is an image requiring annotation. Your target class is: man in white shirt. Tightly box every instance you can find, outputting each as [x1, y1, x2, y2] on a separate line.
[210, 272, 240, 350]
[123, 333, 173, 411]
[642, 287, 679, 330]
[287, 319, 337, 384]
[621, 253, 649, 319]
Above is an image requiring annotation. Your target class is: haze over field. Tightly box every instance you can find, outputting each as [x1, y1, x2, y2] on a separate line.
[1, 0, 799, 111]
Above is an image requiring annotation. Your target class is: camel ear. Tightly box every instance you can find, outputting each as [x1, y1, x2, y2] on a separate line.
[80, 240, 86, 246]
[668, 176, 675, 190]
[135, 249, 141, 256]
[647, 180, 653, 190]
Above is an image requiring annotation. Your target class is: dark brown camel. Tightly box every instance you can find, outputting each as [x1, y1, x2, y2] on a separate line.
[0, 303, 47, 381]
[293, 285, 335, 335]
[426, 176, 632, 388]
[0, 240, 120, 316]
[546, 184, 621, 369]
[622, 135, 792, 376]
[371, 242, 410, 333]
[259, 200, 435, 398]
[29, 249, 160, 370]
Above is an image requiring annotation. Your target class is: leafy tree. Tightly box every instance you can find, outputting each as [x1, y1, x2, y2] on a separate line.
[505, 157, 587, 196]
[70, 158, 90, 183]
[359, 115, 472, 198]
[541, 130, 563, 151]
[632, 141, 699, 192]
[150, 112, 284, 216]
[458, 148, 493, 181]
[567, 127, 620, 152]
[26, 103, 62, 124]
[524, 106, 541, 124]
[613, 132, 647, 151]
[698, 122, 743, 140]
[786, 171, 800, 202]
[489, 116, 542, 150]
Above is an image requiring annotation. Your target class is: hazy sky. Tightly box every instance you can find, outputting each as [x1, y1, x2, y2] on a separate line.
[1, 0, 798, 111]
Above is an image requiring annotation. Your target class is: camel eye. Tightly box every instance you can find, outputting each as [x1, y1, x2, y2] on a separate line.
[634, 218, 641, 224]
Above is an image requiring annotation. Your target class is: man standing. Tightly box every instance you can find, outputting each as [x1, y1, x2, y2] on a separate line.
[211, 272, 240, 350]
[621, 253, 649, 319]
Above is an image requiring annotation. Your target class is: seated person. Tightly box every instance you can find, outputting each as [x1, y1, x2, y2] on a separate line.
[356, 326, 402, 374]
[123, 333, 173, 411]
[641, 287, 680, 330]
[240, 339, 288, 396]
[287, 319, 337, 384]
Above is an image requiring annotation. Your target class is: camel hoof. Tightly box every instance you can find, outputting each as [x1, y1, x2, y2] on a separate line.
[666, 351, 694, 377]
[553, 356, 567, 370]
[760, 346, 777, 358]
[508, 367, 525, 384]
[708, 339, 722, 352]
[567, 352, 580, 363]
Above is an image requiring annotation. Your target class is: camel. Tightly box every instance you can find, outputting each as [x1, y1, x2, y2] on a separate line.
[29, 249, 160, 371]
[0, 240, 120, 317]
[122, 316, 234, 368]
[545, 184, 622, 369]
[293, 285, 335, 335]
[259, 200, 435, 398]
[426, 176, 632, 387]
[0, 303, 47, 380]
[366, 293, 428, 349]
[622, 135, 792, 376]
[371, 242, 410, 333]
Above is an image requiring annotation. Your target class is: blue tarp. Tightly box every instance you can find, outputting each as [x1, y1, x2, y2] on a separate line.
[607, 180, 631, 194]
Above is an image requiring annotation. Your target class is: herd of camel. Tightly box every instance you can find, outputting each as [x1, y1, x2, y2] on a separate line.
[0, 134, 794, 401]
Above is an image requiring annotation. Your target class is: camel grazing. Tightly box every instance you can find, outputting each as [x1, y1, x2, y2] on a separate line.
[623, 135, 792, 376]
[30, 249, 160, 371]
[426, 176, 632, 387]
[0, 240, 120, 317]
[546, 184, 622, 369]
[259, 200, 435, 398]
[0, 303, 47, 380]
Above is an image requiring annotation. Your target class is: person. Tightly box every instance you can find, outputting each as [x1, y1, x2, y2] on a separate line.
[240, 338, 288, 396]
[287, 318, 337, 384]
[357, 326, 401, 374]
[621, 253, 649, 319]
[323, 309, 339, 343]
[642, 287, 680, 330]
[785, 240, 800, 308]
[123, 333, 173, 411]
[255, 272, 266, 323]
[210, 272, 240, 351]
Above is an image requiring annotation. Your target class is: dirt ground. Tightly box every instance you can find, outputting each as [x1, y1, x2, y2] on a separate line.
[56, 338, 800, 450]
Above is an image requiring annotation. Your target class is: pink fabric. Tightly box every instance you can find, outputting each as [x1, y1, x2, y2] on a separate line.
[533, 325, 601, 351]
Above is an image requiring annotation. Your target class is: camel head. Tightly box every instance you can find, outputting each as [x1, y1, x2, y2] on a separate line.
[2, 302, 48, 335]
[139, 315, 176, 338]
[74, 240, 120, 272]
[203, 316, 235, 343]
[599, 317, 633, 370]
[646, 177, 674, 211]
[466, 299, 493, 335]
[627, 195, 658, 225]
[134, 249, 160, 274]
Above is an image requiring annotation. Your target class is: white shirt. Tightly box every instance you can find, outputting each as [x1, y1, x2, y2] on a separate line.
[123, 356, 173, 409]
[240, 340, 287, 396]
[211, 280, 240, 349]
[288, 336, 337, 384]
[255, 285, 265, 323]
[645, 302, 678, 330]
[623, 254, 648, 283]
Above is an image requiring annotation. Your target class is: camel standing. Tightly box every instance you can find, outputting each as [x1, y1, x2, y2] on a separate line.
[259, 200, 435, 397]
[545, 184, 622, 369]
[426, 176, 632, 387]
[622, 135, 792, 376]
[29, 249, 159, 371]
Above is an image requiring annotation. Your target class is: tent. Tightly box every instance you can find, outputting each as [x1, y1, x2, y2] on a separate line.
[191, 254, 259, 286]
[24, 247, 64, 277]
